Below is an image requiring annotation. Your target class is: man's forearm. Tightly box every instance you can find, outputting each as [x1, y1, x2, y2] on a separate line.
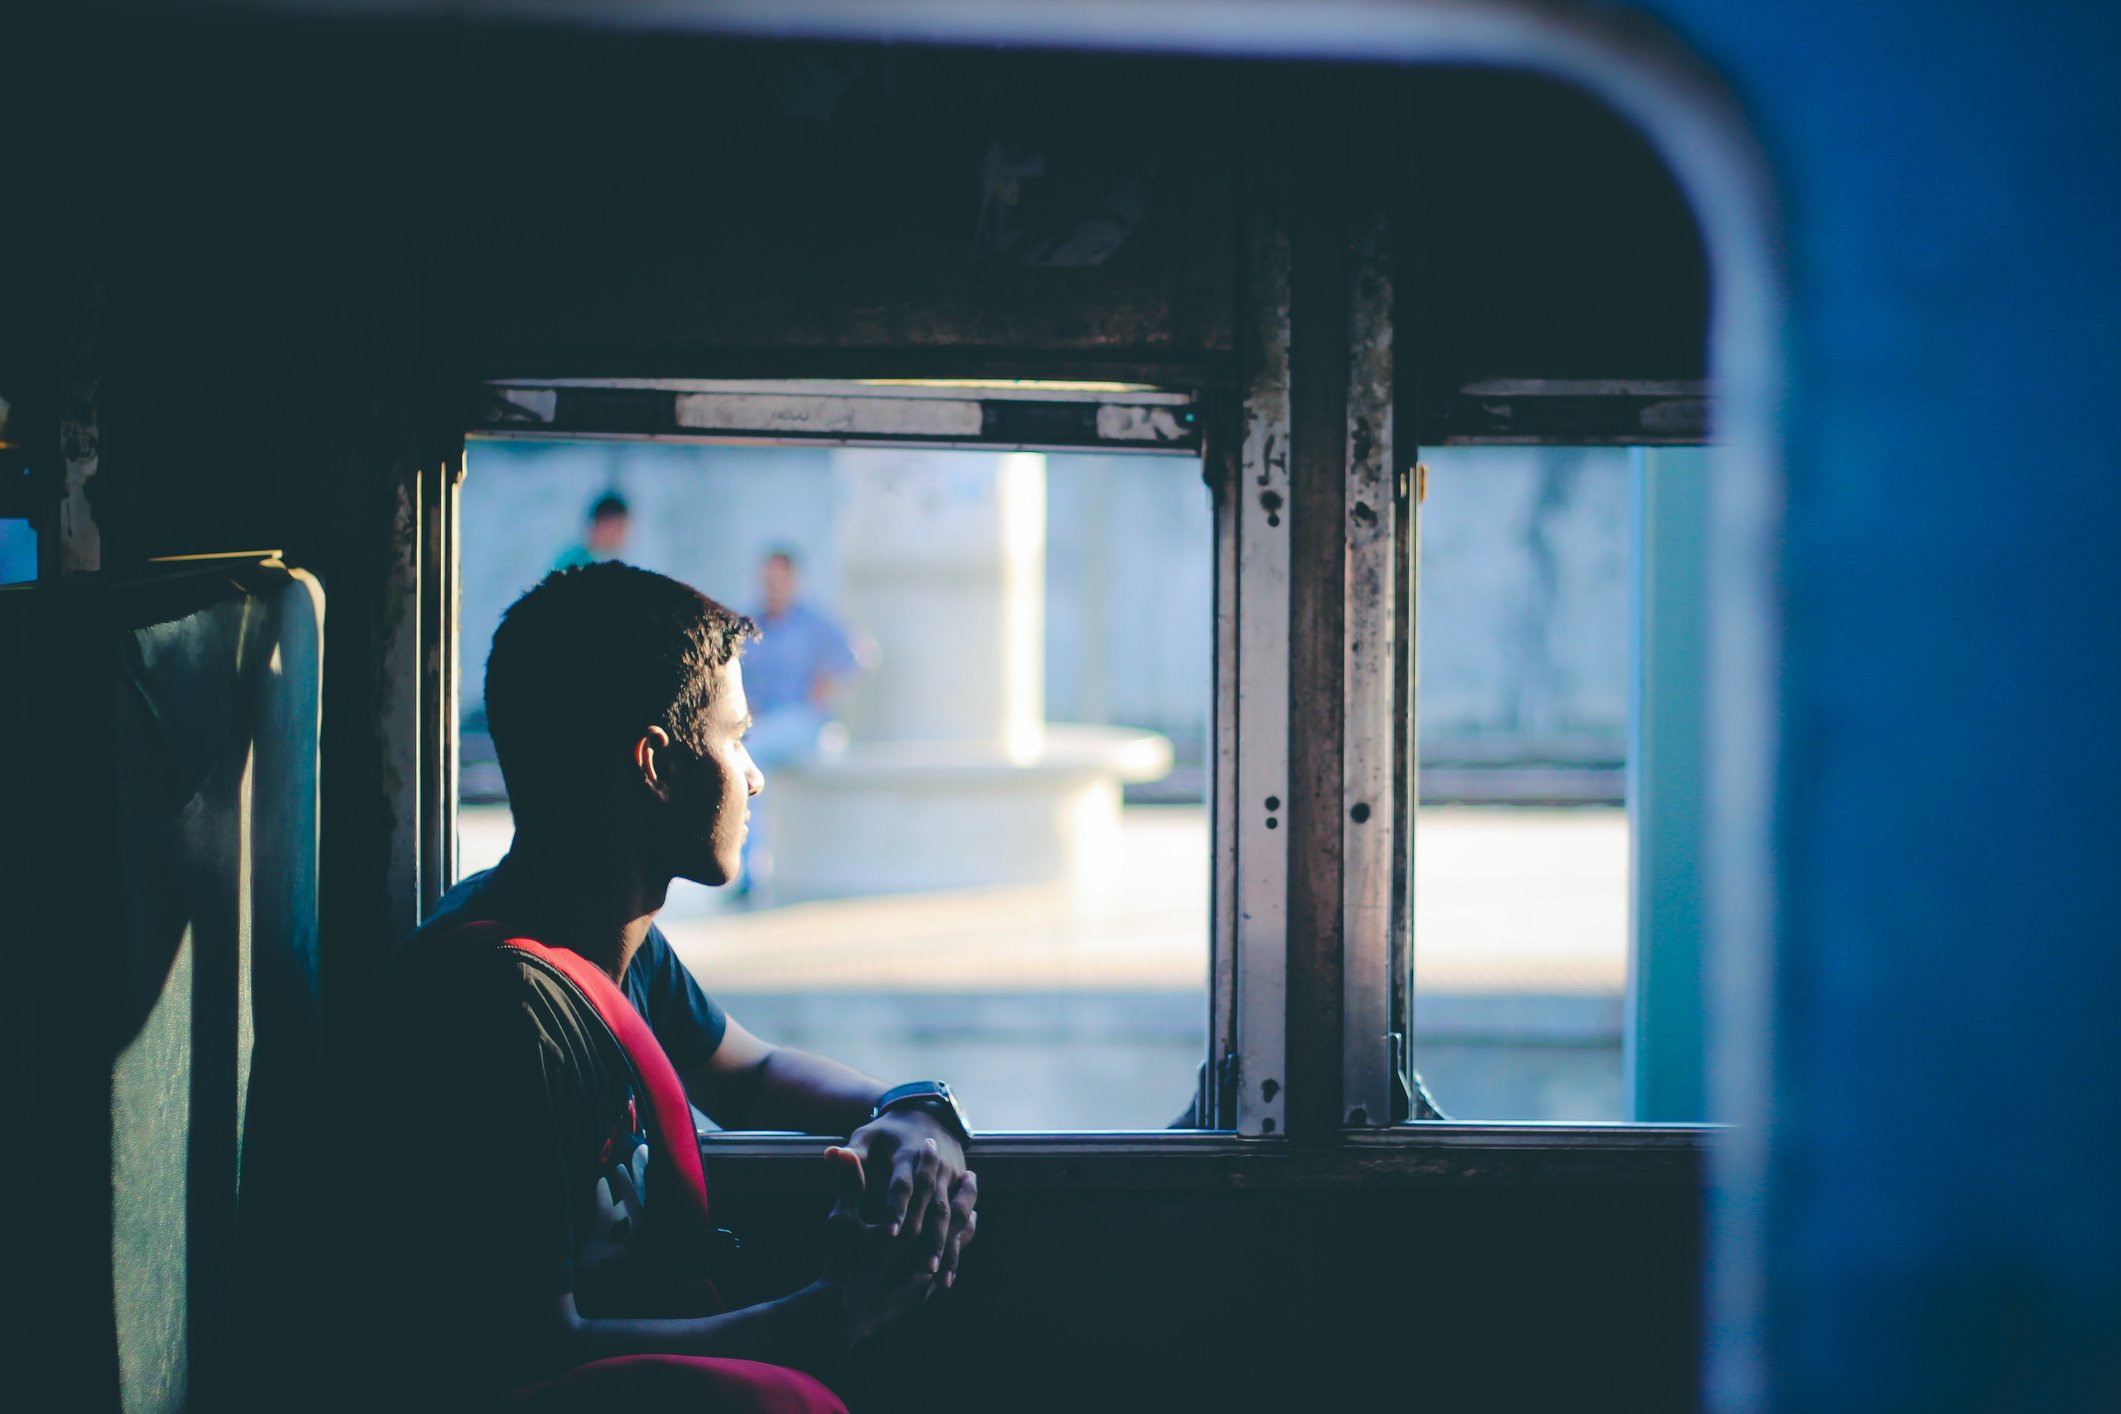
[554, 1281, 850, 1370]
[708, 1045, 880, 1134]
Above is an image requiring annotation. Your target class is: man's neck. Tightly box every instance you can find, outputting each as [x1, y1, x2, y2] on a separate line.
[489, 828, 669, 982]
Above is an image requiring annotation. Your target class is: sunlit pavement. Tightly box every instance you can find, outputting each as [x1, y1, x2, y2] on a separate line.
[457, 803, 1627, 997]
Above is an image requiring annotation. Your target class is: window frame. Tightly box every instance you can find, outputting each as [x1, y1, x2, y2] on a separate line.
[408, 367, 1706, 1160]
[388, 390, 1719, 1168]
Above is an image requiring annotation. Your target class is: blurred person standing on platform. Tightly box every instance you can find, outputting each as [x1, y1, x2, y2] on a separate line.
[740, 548, 869, 894]
[551, 491, 632, 573]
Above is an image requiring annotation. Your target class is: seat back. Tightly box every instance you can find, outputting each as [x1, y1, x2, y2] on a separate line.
[1, 561, 324, 1413]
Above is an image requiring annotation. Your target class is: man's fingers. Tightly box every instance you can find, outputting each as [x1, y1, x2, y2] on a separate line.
[885, 1153, 920, 1237]
[942, 1208, 979, 1287]
[914, 1147, 951, 1269]
[901, 1163, 940, 1244]
[894, 1138, 943, 1240]
[922, 1185, 953, 1271]
[940, 1172, 979, 1285]
[824, 1144, 867, 1216]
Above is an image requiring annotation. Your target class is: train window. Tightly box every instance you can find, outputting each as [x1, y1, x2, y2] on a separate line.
[455, 432, 1214, 1131]
[1409, 445, 1708, 1122]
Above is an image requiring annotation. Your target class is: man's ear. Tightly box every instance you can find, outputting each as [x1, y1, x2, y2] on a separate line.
[635, 726, 675, 802]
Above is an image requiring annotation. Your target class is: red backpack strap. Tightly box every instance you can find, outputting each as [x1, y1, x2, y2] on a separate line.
[435, 920, 714, 1239]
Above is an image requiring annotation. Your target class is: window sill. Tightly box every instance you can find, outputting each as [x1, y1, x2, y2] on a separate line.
[699, 1123, 1713, 1192]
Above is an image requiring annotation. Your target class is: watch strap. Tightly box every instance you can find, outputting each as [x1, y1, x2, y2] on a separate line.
[873, 1080, 972, 1144]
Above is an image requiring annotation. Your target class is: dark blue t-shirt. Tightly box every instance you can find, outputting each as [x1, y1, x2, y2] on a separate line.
[362, 866, 733, 1392]
[403, 866, 729, 1071]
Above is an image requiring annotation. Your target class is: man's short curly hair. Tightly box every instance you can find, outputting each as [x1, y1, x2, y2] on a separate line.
[484, 563, 756, 824]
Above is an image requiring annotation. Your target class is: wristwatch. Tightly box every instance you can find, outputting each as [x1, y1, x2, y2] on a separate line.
[871, 1080, 973, 1146]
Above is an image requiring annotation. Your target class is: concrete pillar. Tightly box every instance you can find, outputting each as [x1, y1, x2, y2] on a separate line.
[833, 449, 1047, 762]
[769, 448, 1170, 902]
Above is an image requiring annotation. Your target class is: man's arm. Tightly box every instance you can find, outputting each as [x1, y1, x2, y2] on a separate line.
[686, 1015, 880, 1134]
[685, 1018, 978, 1283]
[541, 1281, 846, 1369]
[530, 1146, 940, 1369]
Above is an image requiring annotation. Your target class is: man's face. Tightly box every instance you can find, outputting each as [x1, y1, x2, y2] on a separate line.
[664, 658, 763, 887]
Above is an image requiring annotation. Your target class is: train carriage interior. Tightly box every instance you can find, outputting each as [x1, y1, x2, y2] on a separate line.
[3, 2, 2117, 1411]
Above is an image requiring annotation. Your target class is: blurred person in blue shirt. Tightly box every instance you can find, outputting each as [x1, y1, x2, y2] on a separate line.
[739, 548, 867, 893]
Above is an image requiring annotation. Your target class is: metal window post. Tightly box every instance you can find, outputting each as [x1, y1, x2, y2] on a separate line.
[1205, 395, 1244, 1129]
[383, 439, 466, 938]
[381, 466, 424, 940]
[418, 442, 465, 918]
[1234, 118, 1293, 1140]
[1340, 199, 1400, 1128]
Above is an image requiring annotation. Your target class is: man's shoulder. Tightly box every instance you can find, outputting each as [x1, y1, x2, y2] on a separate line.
[382, 870, 568, 1017]
[390, 926, 610, 1068]
[385, 868, 502, 974]
[620, 922, 685, 1009]
[634, 919, 677, 966]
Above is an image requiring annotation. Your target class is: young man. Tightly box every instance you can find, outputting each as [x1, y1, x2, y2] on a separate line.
[549, 490, 633, 573]
[358, 563, 976, 1410]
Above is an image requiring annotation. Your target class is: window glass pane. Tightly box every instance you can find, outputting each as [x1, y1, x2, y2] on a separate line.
[1415, 446, 1632, 1121]
[458, 439, 1211, 1131]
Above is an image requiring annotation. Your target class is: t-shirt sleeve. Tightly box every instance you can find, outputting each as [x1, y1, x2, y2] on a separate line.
[634, 924, 729, 1072]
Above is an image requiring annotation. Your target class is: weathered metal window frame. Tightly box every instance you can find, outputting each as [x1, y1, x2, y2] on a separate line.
[381, 444, 466, 940]
[467, 379, 1204, 456]
[420, 450, 465, 918]
[1227, 149, 1293, 1139]
[380, 229, 1726, 1166]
